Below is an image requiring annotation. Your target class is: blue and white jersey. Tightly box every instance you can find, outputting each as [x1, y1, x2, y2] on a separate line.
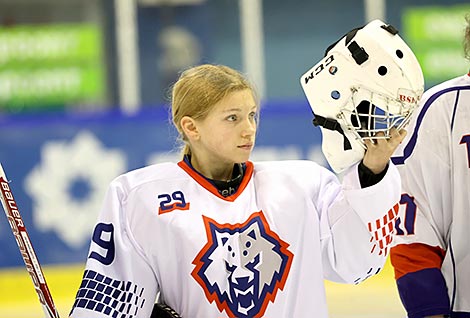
[69, 159, 400, 318]
[391, 73, 470, 316]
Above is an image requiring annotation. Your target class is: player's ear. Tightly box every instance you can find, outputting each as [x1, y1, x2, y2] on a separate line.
[180, 116, 200, 141]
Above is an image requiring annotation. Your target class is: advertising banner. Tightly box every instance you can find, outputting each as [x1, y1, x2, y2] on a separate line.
[402, 4, 470, 85]
[0, 24, 106, 111]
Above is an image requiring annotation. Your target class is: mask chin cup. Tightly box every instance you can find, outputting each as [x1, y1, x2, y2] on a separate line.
[320, 128, 365, 174]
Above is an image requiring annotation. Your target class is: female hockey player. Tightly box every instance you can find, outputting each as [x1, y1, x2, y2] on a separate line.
[390, 13, 470, 318]
[70, 19, 423, 318]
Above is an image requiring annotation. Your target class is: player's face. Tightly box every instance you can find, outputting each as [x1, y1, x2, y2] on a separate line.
[192, 89, 257, 178]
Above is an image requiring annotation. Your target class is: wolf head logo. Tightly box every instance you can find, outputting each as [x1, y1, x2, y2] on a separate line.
[192, 211, 293, 317]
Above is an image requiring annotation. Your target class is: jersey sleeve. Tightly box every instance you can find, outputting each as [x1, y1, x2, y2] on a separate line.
[69, 178, 159, 318]
[317, 161, 401, 284]
[389, 91, 454, 317]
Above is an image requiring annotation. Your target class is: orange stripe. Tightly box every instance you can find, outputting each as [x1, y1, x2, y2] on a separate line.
[158, 202, 190, 215]
[390, 243, 446, 280]
[388, 208, 394, 220]
[177, 160, 253, 202]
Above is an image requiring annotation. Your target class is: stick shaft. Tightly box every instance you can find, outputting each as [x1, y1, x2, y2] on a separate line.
[0, 164, 60, 318]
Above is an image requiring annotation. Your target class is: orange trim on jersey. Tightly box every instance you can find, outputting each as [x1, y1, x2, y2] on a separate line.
[177, 160, 254, 202]
[158, 202, 190, 215]
[390, 243, 446, 280]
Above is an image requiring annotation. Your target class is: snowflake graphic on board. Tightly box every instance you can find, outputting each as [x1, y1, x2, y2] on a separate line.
[25, 131, 126, 248]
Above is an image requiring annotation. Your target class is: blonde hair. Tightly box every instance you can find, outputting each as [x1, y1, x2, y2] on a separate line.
[171, 64, 257, 156]
[465, 14, 470, 61]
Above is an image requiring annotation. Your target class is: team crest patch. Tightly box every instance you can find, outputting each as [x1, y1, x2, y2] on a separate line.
[191, 211, 293, 317]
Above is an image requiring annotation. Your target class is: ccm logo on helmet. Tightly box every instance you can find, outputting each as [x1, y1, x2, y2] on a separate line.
[398, 94, 418, 104]
[304, 55, 335, 84]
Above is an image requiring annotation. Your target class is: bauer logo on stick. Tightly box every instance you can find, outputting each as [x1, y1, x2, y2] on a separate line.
[0, 164, 60, 318]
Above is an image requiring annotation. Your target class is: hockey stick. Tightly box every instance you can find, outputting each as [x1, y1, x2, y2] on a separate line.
[151, 303, 182, 318]
[0, 163, 60, 318]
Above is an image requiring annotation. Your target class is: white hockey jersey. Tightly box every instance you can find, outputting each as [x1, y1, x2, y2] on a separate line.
[69, 159, 400, 318]
[391, 74, 470, 315]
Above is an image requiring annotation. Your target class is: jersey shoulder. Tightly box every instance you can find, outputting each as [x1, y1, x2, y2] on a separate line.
[253, 160, 330, 181]
[419, 74, 470, 108]
[424, 73, 470, 96]
[392, 74, 470, 163]
[112, 162, 186, 193]
[411, 74, 470, 123]
[253, 159, 324, 172]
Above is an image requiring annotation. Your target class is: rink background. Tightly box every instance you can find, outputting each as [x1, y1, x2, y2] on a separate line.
[2, 2, 470, 317]
[0, 259, 406, 318]
[0, 104, 407, 317]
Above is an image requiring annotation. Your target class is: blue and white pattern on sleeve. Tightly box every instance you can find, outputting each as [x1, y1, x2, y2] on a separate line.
[71, 270, 146, 317]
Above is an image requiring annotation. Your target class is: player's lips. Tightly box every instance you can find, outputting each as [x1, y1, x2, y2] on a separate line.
[238, 143, 253, 150]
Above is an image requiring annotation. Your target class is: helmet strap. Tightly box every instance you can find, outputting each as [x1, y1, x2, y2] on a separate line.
[312, 115, 352, 150]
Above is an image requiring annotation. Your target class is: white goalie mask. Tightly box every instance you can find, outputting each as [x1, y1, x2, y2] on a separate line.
[300, 19, 424, 173]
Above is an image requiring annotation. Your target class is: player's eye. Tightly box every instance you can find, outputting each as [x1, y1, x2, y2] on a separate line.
[249, 112, 258, 122]
[226, 114, 237, 122]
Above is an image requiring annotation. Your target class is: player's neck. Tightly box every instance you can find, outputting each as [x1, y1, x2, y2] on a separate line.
[183, 154, 245, 197]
